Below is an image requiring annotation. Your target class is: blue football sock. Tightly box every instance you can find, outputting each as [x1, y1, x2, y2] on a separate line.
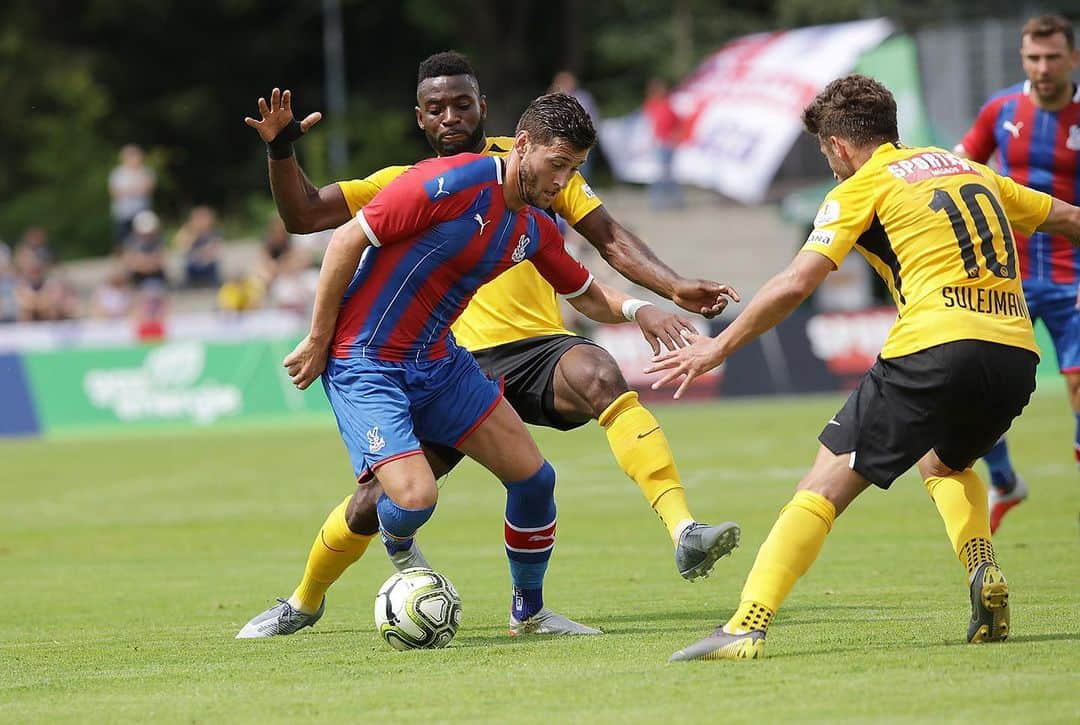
[983, 437, 1016, 493]
[377, 493, 435, 554]
[503, 461, 557, 620]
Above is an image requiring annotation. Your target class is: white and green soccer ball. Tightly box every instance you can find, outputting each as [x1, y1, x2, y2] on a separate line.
[374, 567, 462, 650]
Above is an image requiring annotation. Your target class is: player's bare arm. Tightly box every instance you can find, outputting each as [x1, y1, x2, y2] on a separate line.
[284, 217, 371, 389]
[566, 279, 697, 354]
[245, 87, 352, 233]
[573, 205, 740, 319]
[1036, 197, 1080, 242]
[646, 250, 832, 398]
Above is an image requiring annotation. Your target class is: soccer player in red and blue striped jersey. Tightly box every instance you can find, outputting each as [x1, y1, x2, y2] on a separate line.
[957, 14, 1080, 532]
[237, 93, 687, 639]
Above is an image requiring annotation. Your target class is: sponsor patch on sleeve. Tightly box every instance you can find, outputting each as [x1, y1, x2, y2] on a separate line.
[813, 199, 840, 227]
[805, 229, 835, 247]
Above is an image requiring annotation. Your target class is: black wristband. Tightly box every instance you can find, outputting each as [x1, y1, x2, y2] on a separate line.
[266, 119, 305, 160]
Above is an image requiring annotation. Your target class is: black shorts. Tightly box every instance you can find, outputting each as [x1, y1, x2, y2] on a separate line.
[425, 334, 602, 469]
[819, 340, 1038, 489]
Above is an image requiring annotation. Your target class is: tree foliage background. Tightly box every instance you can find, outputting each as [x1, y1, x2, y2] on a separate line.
[2, 0, 1037, 257]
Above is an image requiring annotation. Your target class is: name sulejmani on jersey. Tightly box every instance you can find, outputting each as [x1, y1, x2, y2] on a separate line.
[941, 286, 1029, 318]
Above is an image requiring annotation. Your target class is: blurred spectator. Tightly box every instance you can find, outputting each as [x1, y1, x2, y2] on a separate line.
[258, 215, 293, 286]
[109, 144, 156, 244]
[14, 225, 55, 276]
[90, 268, 135, 320]
[133, 280, 168, 342]
[268, 246, 317, 315]
[173, 205, 222, 288]
[0, 242, 18, 323]
[123, 210, 168, 288]
[13, 259, 77, 321]
[643, 78, 684, 210]
[550, 70, 599, 180]
[217, 271, 264, 314]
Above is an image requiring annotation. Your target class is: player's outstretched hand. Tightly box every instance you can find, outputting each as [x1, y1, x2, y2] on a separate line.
[672, 278, 740, 319]
[635, 305, 697, 354]
[645, 334, 723, 399]
[244, 87, 322, 143]
[283, 334, 329, 390]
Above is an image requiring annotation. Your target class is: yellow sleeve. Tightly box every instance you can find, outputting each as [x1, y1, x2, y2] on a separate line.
[799, 175, 876, 268]
[980, 164, 1053, 236]
[337, 165, 411, 216]
[551, 171, 603, 226]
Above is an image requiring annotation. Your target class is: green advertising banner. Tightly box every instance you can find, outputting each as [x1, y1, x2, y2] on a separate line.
[22, 339, 332, 433]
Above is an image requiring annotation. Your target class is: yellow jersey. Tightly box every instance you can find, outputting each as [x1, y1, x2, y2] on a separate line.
[338, 136, 604, 351]
[802, 143, 1049, 359]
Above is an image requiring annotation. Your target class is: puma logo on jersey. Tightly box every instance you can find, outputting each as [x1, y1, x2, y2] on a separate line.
[1003, 120, 1024, 138]
[433, 177, 451, 197]
[511, 234, 530, 262]
[1067, 125, 1080, 151]
[474, 214, 492, 235]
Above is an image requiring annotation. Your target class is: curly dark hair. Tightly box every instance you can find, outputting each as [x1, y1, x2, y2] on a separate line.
[515, 92, 596, 151]
[417, 51, 478, 86]
[802, 74, 899, 147]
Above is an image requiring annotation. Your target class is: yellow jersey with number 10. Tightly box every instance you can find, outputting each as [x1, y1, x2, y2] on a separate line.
[802, 143, 1048, 360]
[337, 136, 604, 352]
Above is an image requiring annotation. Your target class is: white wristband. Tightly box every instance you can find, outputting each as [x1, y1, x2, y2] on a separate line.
[621, 299, 653, 321]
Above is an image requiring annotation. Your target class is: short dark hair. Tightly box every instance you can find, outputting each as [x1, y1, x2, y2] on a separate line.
[515, 92, 597, 151]
[1021, 14, 1074, 50]
[802, 74, 899, 147]
[417, 51, 478, 86]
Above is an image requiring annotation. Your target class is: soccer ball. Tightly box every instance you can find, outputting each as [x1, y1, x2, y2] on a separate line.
[374, 567, 462, 650]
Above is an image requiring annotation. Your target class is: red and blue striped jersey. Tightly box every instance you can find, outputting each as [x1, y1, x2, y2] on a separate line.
[960, 80, 1080, 284]
[333, 153, 593, 362]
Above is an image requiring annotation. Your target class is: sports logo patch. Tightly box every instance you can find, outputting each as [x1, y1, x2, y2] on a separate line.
[511, 234, 531, 262]
[806, 229, 835, 247]
[367, 426, 386, 454]
[814, 199, 840, 227]
[1068, 125, 1080, 151]
[581, 182, 596, 199]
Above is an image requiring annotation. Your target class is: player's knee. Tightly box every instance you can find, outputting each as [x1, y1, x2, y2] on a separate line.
[566, 353, 629, 419]
[345, 484, 381, 536]
[917, 450, 965, 480]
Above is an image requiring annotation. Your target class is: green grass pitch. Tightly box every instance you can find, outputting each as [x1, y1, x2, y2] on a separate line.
[3, 390, 1078, 722]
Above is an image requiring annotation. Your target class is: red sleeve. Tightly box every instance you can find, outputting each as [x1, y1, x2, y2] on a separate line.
[356, 161, 471, 247]
[959, 98, 1001, 163]
[528, 213, 593, 297]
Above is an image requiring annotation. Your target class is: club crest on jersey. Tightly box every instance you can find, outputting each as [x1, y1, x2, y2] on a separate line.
[511, 234, 530, 262]
[1068, 125, 1080, 151]
[366, 426, 386, 454]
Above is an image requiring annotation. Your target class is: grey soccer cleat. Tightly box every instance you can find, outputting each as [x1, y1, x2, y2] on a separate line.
[388, 541, 431, 572]
[509, 607, 603, 636]
[675, 521, 741, 580]
[235, 597, 325, 639]
[967, 562, 1010, 643]
[669, 626, 765, 661]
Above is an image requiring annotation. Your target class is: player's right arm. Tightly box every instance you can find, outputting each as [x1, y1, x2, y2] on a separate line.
[284, 217, 371, 389]
[245, 87, 353, 233]
[954, 97, 1002, 163]
[1036, 198, 1080, 243]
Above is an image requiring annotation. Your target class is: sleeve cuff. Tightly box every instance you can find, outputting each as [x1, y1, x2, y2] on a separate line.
[356, 210, 381, 247]
[561, 274, 594, 299]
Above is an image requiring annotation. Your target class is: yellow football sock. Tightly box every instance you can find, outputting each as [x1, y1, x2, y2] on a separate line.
[924, 470, 996, 577]
[291, 495, 375, 613]
[727, 490, 836, 633]
[598, 391, 692, 543]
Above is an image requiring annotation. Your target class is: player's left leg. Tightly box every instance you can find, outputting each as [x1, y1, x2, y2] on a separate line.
[669, 444, 869, 661]
[552, 343, 739, 578]
[918, 451, 1008, 643]
[454, 397, 601, 636]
